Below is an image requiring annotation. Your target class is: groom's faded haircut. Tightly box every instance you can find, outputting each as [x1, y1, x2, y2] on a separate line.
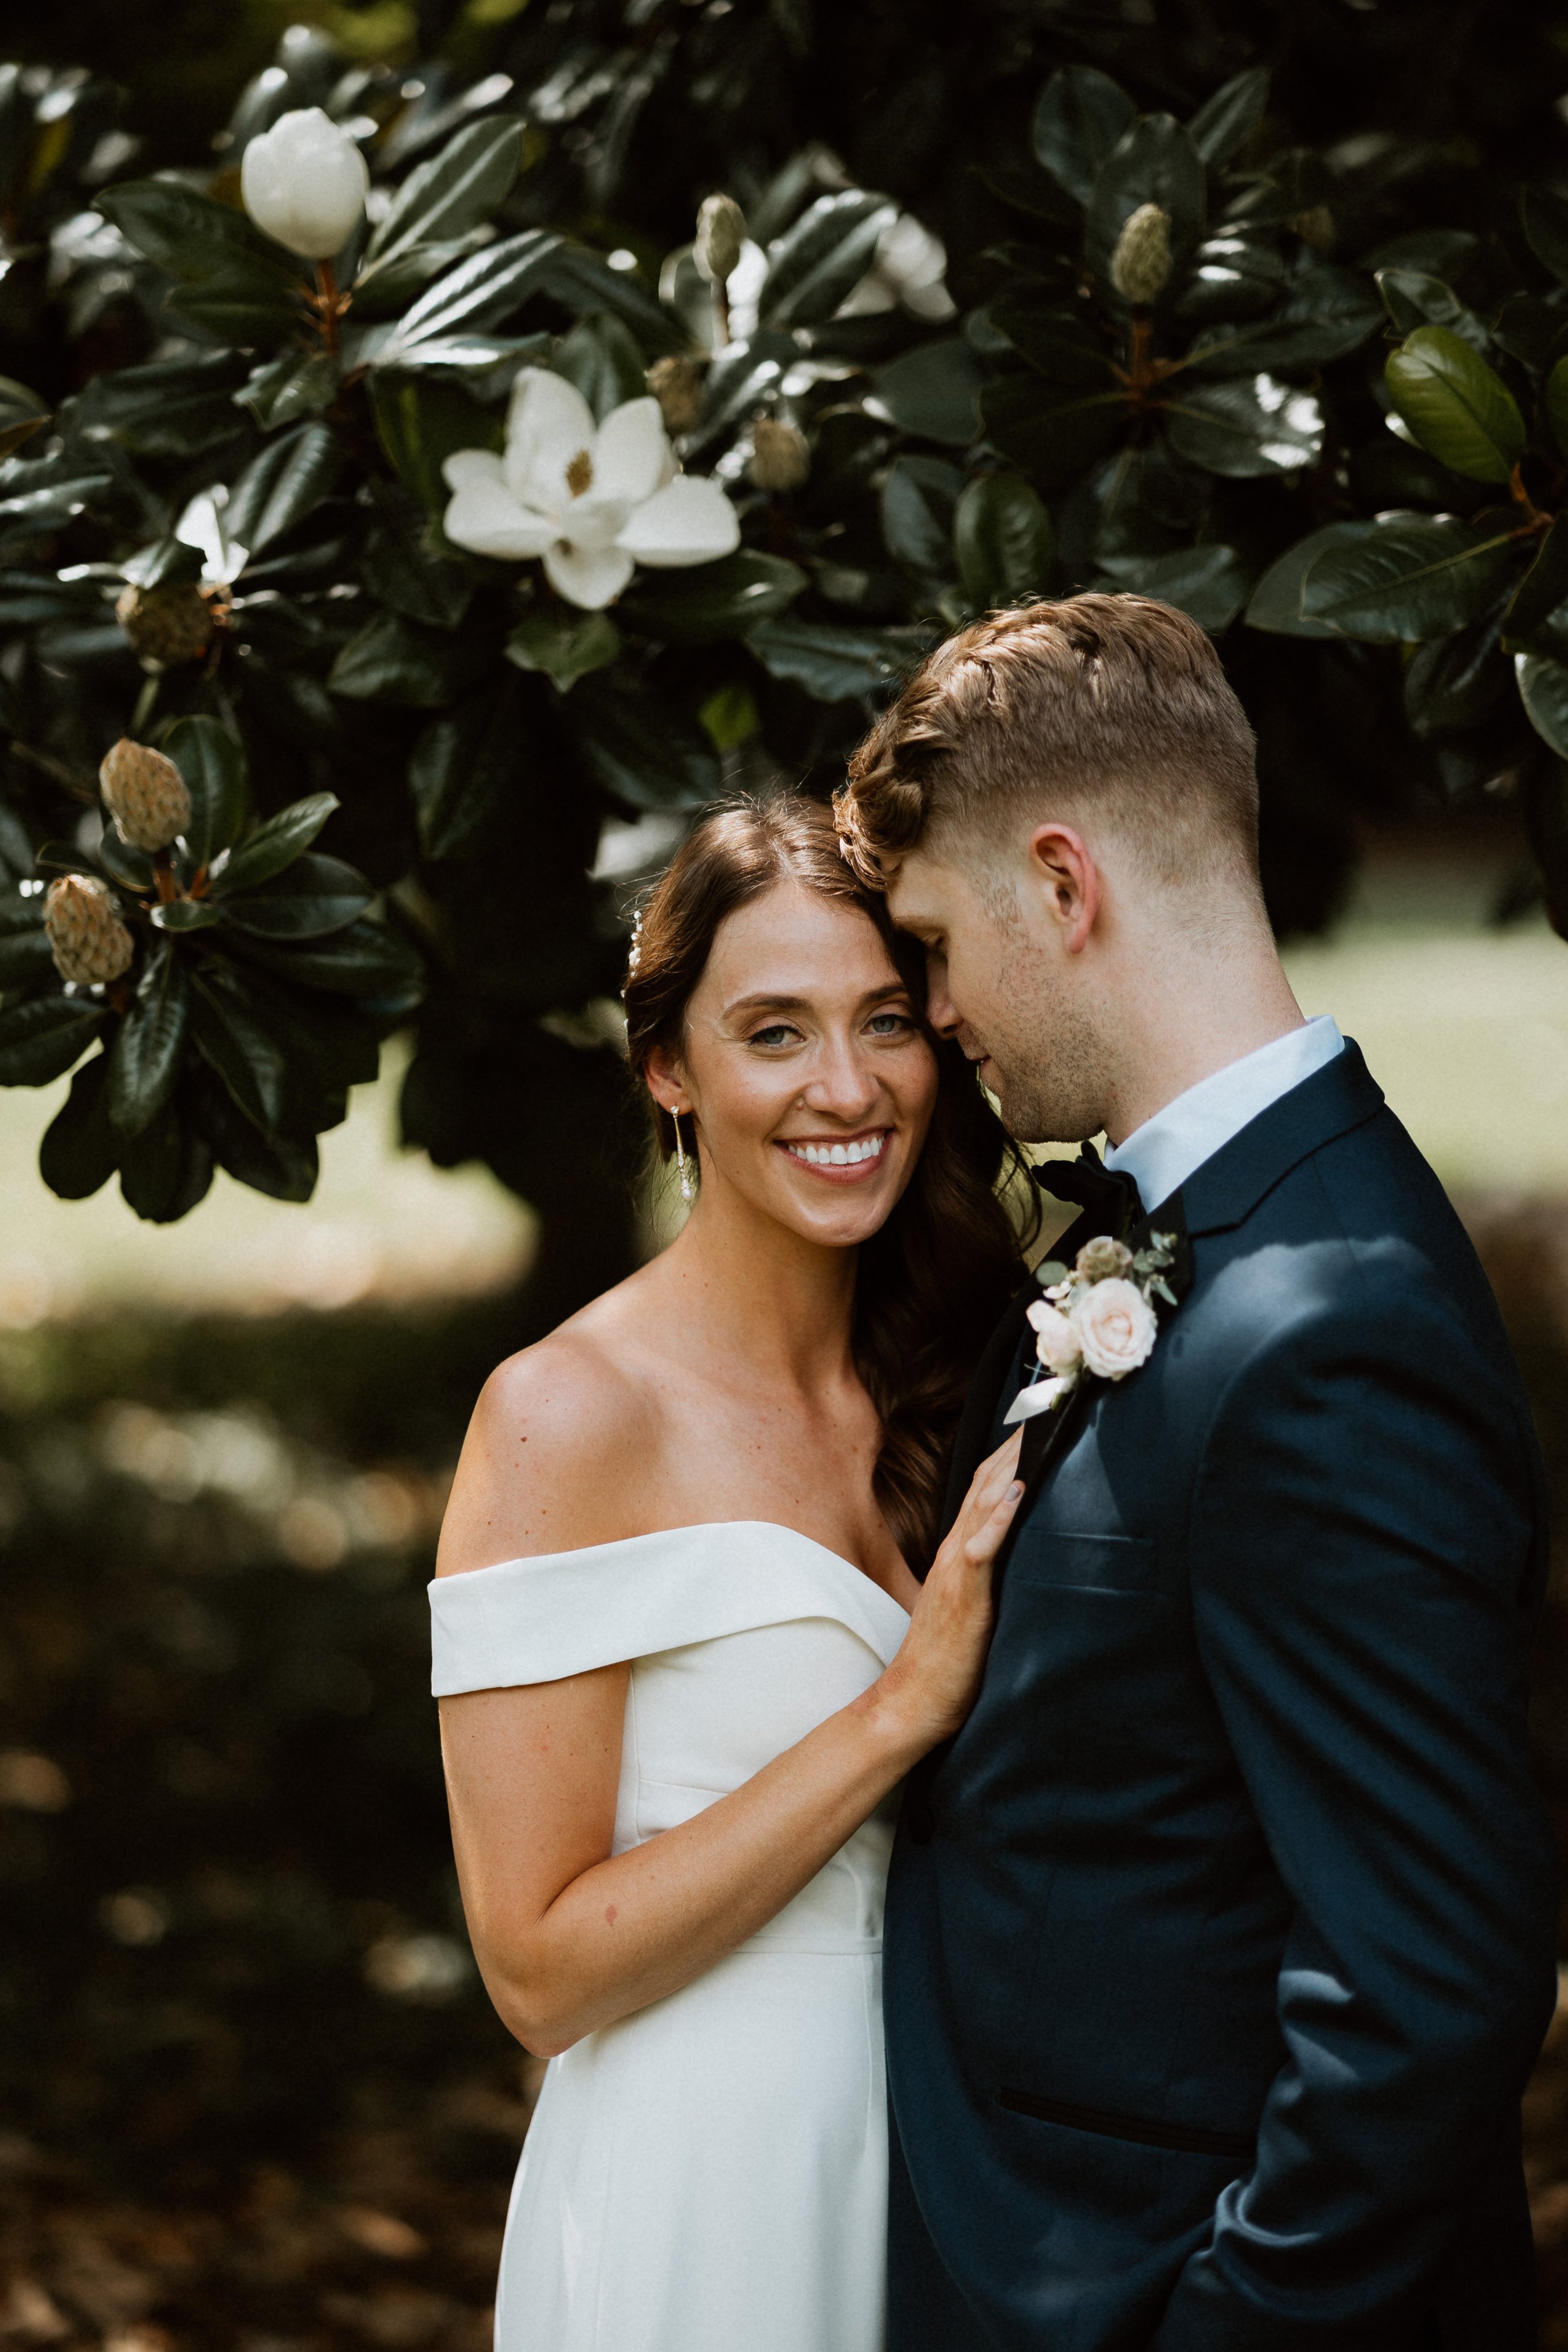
[835, 593, 1259, 894]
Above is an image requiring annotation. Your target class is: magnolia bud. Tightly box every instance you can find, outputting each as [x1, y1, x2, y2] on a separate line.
[1288, 204, 1335, 252]
[1108, 203, 1173, 305]
[115, 580, 212, 667]
[694, 193, 746, 287]
[647, 355, 705, 436]
[100, 739, 193, 853]
[749, 416, 810, 494]
[45, 876, 134, 987]
[240, 107, 368, 261]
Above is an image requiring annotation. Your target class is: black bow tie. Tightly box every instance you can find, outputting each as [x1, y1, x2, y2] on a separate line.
[1031, 1142, 1143, 1241]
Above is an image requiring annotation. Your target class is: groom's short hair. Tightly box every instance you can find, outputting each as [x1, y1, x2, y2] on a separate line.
[837, 593, 1259, 892]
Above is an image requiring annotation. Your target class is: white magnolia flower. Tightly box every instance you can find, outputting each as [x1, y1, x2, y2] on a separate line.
[840, 211, 956, 323]
[1071, 1277, 1158, 1382]
[1025, 1298, 1083, 1377]
[441, 369, 740, 610]
[241, 107, 368, 260]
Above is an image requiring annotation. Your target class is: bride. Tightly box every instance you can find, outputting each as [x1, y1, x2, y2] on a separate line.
[431, 794, 1032, 2351]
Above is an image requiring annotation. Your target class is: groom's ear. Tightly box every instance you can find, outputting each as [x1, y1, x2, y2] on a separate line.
[1026, 824, 1099, 955]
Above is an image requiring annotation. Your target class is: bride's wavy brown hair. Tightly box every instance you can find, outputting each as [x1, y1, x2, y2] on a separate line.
[622, 794, 1034, 1571]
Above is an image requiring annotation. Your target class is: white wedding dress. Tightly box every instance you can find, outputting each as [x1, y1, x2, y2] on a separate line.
[428, 1521, 911, 2352]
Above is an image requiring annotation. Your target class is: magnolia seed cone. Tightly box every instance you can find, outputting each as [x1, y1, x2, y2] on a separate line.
[694, 193, 746, 286]
[115, 580, 213, 667]
[647, 356, 705, 436]
[100, 738, 193, 852]
[750, 417, 811, 494]
[1109, 203, 1173, 305]
[45, 875, 134, 987]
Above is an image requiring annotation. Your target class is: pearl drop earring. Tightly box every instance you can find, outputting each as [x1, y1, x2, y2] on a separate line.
[672, 1110, 694, 1204]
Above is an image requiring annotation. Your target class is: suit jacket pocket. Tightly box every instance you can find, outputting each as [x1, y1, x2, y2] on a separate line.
[1009, 1529, 1161, 1596]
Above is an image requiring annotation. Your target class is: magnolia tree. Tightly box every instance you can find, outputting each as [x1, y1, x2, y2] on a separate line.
[2, 31, 1567, 1288]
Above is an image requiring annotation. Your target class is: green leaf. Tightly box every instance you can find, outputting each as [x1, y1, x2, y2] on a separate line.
[368, 370, 502, 512]
[746, 617, 924, 702]
[347, 235, 492, 322]
[1246, 522, 1377, 637]
[1384, 327, 1525, 485]
[1096, 541, 1251, 634]
[166, 278, 305, 349]
[150, 898, 222, 933]
[97, 177, 306, 295]
[1523, 188, 1568, 287]
[188, 1076, 317, 1202]
[374, 229, 561, 360]
[554, 312, 649, 423]
[216, 792, 339, 896]
[1404, 625, 1510, 738]
[1187, 67, 1270, 167]
[235, 350, 341, 431]
[536, 245, 684, 356]
[1086, 115, 1207, 284]
[362, 117, 524, 270]
[1546, 357, 1568, 465]
[216, 851, 372, 940]
[1183, 266, 1382, 376]
[360, 477, 473, 630]
[698, 683, 760, 752]
[871, 341, 983, 445]
[409, 681, 529, 861]
[1504, 514, 1568, 642]
[978, 376, 1124, 493]
[988, 299, 1115, 386]
[117, 1102, 214, 1223]
[505, 607, 621, 694]
[328, 610, 488, 705]
[188, 967, 287, 1130]
[1375, 269, 1488, 353]
[569, 676, 721, 810]
[0, 376, 48, 462]
[227, 918, 425, 1004]
[39, 1051, 116, 1200]
[881, 456, 963, 575]
[0, 992, 105, 1085]
[1176, 234, 1286, 323]
[0, 896, 55, 988]
[76, 354, 245, 455]
[618, 550, 807, 641]
[1162, 374, 1322, 477]
[163, 715, 248, 866]
[1300, 515, 1518, 642]
[760, 192, 899, 332]
[1517, 654, 1568, 758]
[106, 939, 188, 1135]
[1031, 66, 1136, 206]
[224, 421, 342, 559]
[953, 472, 1053, 608]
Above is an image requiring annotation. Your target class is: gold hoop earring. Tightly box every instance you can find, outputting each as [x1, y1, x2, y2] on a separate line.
[672, 1110, 694, 1204]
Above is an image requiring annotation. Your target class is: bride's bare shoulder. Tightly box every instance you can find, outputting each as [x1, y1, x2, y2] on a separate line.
[435, 1278, 669, 1576]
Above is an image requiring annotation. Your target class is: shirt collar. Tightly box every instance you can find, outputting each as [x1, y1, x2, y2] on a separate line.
[1103, 1016, 1344, 1214]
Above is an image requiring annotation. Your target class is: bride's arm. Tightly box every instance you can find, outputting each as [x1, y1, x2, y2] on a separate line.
[435, 1348, 1022, 2058]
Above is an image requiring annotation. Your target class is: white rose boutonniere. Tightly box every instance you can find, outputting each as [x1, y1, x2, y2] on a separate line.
[1005, 1231, 1179, 1426]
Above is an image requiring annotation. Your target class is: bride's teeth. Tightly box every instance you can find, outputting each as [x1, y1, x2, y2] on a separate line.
[829, 1144, 849, 1165]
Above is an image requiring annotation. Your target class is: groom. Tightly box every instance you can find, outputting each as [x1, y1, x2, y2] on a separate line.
[836, 595, 1559, 2350]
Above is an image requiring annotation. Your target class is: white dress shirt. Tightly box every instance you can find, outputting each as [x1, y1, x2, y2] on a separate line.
[1103, 1015, 1344, 1213]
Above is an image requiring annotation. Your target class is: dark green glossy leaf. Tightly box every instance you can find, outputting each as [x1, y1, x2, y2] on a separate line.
[1517, 654, 1568, 758]
[1086, 115, 1207, 283]
[348, 235, 492, 322]
[1176, 234, 1286, 323]
[150, 897, 221, 933]
[224, 421, 342, 559]
[375, 229, 561, 359]
[1493, 295, 1568, 373]
[166, 279, 305, 348]
[0, 992, 106, 1085]
[1187, 67, 1269, 167]
[39, 1049, 116, 1200]
[881, 455, 963, 575]
[235, 350, 340, 430]
[1162, 374, 1322, 476]
[107, 938, 188, 1135]
[1031, 66, 1136, 206]
[216, 852, 372, 940]
[122, 534, 205, 590]
[554, 312, 649, 423]
[537, 245, 684, 356]
[163, 715, 248, 866]
[979, 375, 1123, 492]
[1403, 624, 1511, 738]
[77, 354, 246, 455]
[569, 676, 721, 809]
[1245, 521, 1378, 637]
[188, 967, 287, 1130]
[760, 192, 899, 332]
[1523, 188, 1568, 287]
[872, 339, 983, 446]
[0, 472, 113, 536]
[1182, 266, 1381, 376]
[410, 679, 529, 861]
[0, 376, 48, 462]
[1375, 268, 1488, 352]
[360, 477, 473, 630]
[228, 917, 425, 1004]
[1504, 515, 1568, 642]
[1096, 541, 1251, 633]
[368, 370, 502, 512]
[188, 1077, 317, 1202]
[1546, 356, 1568, 465]
[362, 116, 524, 270]
[328, 610, 488, 705]
[989, 299, 1114, 385]
[746, 617, 923, 702]
[953, 472, 1052, 608]
[0, 895, 55, 988]
[216, 792, 339, 896]
[1300, 515, 1518, 642]
[1384, 327, 1525, 484]
[977, 162, 1079, 226]
[618, 550, 807, 642]
[118, 1101, 214, 1223]
[505, 607, 620, 693]
[97, 177, 306, 294]
[687, 332, 797, 453]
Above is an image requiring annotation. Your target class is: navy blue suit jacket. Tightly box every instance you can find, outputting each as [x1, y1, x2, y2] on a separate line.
[884, 1042, 1558, 2351]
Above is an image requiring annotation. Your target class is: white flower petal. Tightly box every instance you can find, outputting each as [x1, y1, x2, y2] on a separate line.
[240, 107, 368, 260]
[559, 496, 633, 553]
[505, 369, 596, 513]
[593, 396, 674, 506]
[442, 473, 555, 561]
[543, 539, 635, 609]
[1002, 1377, 1071, 1426]
[441, 448, 506, 494]
[616, 474, 740, 568]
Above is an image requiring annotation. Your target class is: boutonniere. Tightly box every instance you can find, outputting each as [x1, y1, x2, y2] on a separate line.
[1004, 1232, 1180, 1426]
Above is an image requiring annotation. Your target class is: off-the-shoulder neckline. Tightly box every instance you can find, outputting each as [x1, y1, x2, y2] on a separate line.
[435, 1519, 912, 1620]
